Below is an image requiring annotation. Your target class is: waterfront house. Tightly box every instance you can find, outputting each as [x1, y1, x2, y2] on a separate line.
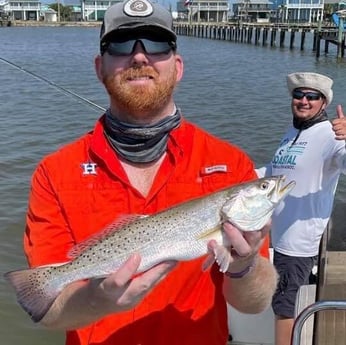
[232, 0, 272, 23]
[1, 0, 40, 20]
[274, 0, 324, 23]
[2, 0, 96, 22]
[81, 0, 117, 21]
[176, 0, 229, 23]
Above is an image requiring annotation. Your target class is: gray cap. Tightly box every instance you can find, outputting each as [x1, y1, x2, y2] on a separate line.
[100, 0, 176, 43]
[287, 72, 333, 106]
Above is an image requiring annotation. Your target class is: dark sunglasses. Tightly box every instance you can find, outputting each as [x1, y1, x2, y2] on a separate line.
[292, 90, 323, 101]
[102, 39, 176, 56]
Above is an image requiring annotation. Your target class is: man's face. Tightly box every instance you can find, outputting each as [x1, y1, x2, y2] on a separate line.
[291, 88, 326, 120]
[95, 34, 183, 121]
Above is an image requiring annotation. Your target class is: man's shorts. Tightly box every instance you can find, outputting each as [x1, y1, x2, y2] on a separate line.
[272, 251, 317, 318]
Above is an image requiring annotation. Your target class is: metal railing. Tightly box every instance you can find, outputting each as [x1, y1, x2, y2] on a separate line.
[291, 300, 346, 345]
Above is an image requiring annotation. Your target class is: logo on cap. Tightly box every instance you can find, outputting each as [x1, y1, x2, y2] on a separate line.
[124, 0, 153, 17]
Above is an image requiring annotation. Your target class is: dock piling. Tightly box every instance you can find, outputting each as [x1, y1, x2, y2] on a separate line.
[174, 22, 345, 59]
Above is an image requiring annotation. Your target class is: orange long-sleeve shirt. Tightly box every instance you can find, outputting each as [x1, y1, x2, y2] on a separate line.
[24, 116, 269, 345]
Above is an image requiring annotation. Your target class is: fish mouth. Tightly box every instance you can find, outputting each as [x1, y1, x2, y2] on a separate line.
[274, 175, 296, 201]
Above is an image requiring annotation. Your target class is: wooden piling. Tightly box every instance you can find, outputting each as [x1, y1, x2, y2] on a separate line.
[262, 28, 268, 46]
[280, 30, 285, 48]
[241, 26, 244, 43]
[289, 30, 295, 49]
[300, 31, 305, 50]
[248, 27, 253, 43]
[325, 39, 329, 54]
[337, 17, 344, 59]
[316, 33, 321, 58]
[270, 29, 276, 47]
[254, 28, 260, 45]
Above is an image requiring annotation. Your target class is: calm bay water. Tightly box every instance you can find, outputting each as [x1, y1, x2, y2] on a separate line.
[0, 26, 345, 344]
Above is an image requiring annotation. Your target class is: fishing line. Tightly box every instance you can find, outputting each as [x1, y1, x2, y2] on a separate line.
[0, 56, 106, 112]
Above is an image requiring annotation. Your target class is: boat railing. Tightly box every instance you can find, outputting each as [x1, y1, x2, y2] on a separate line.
[291, 300, 346, 345]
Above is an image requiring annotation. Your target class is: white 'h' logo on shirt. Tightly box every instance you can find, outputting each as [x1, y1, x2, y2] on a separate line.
[81, 163, 97, 175]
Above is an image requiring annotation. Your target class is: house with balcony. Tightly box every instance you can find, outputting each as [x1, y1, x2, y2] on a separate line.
[271, 0, 325, 23]
[1, 0, 40, 20]
[233, 0, 273, 23]
[280, 0, 324, 23]
[177, 0, 229, 23]
[1, 0, 116, 22]
[81, 0, 119, 21]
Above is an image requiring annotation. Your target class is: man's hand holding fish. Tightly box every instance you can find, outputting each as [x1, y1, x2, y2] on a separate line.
[39, 254, 179, 329]
[208, 221, 278, 314]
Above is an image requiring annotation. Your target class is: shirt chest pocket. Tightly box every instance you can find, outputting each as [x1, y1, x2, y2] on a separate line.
[164, 170, 237, 207]
[57, 181, 129, 243]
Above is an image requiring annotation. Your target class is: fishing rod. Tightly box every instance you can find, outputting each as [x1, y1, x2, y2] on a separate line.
[0, 56, 106, 112]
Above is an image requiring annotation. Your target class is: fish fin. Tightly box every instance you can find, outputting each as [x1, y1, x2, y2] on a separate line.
[212, 245, 231, 273]
[4, 267, 59, 323]
[201, 244, 231, 273]
[196, 225, 222, 241]
[201, 254, 215, 271]
[68, 214, 148, 258]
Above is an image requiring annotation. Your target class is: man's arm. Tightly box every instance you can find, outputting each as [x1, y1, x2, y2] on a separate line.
[209, 222, 277, 314]
[223, 255, 277, 313]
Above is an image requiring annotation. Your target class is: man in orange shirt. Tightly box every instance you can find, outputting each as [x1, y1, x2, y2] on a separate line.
[22, 0, 277, 344]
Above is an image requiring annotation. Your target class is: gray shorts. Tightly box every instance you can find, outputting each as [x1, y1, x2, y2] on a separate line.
[272, 250, 317, 318]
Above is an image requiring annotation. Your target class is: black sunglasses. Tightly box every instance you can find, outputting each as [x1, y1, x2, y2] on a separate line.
[102, 38, 176, 56]
[292, 90, 323, 101]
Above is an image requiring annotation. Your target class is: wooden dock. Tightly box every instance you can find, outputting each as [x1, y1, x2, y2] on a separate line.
[173, 22, 346, 59]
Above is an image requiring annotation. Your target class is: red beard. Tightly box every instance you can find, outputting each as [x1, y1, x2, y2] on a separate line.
[103, 66, 176, 114]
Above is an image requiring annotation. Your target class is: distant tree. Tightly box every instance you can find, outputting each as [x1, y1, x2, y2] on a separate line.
[324, 4, 336, 21]
[49, 3, 73, 21]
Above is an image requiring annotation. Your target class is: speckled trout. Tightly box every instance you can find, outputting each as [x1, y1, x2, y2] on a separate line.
[4, 175, 294, 323]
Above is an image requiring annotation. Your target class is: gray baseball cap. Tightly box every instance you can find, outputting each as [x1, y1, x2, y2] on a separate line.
[100, 0, 177, 44]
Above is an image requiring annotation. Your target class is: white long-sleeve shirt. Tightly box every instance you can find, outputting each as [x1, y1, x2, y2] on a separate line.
[256, 121, 346, 257]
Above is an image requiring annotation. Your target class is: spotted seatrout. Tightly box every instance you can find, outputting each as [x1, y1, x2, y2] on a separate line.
[4, 175, 295, 323]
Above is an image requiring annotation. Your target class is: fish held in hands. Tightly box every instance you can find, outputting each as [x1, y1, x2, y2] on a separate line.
[4, 175, 295, 323]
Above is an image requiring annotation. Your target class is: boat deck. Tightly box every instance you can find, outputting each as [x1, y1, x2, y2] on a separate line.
[228, 226, 346, 345]
[314, 251, 346, 344]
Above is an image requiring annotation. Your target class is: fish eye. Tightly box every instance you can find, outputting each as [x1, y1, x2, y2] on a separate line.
[260, 182, 269, 190]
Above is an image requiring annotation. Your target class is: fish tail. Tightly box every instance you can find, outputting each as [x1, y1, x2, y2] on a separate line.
[4, 267, 60, 322]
